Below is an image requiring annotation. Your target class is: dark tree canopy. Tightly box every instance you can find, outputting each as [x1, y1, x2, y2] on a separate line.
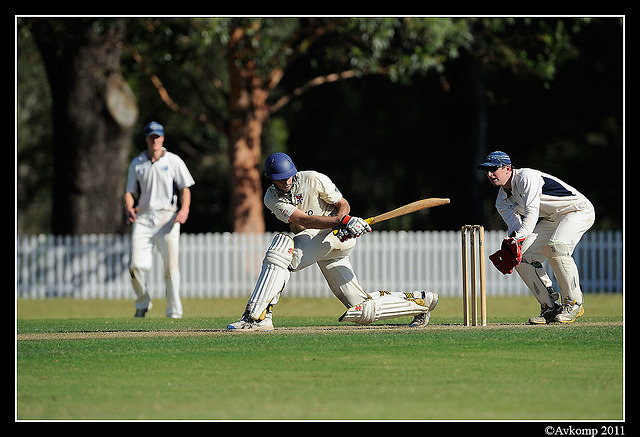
[17, 17, 623, 234]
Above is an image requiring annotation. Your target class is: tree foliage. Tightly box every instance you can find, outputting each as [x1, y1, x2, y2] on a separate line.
[16, 17, 623, 234]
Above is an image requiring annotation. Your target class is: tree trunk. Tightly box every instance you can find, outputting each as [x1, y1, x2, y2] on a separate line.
[228, 114, 266, 234]
[29, 18, 136, 235]
[227, 30, 267, 233]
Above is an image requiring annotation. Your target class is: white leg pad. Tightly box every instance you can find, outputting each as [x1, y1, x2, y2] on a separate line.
[547, 255, 582, 304]
[544, 241, 583, 304]
[247, 233, 294, 320]
[514, 261, 557, 306]
[339, 292, 428, 325]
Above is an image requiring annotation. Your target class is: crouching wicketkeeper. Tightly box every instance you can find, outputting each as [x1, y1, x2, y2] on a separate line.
[479, 151, 595, 324]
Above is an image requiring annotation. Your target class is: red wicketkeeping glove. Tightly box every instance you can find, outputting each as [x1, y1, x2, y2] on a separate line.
[489, 237, 525, 275]
[489, 248, 517, 274]
[502, 237, 525, 263]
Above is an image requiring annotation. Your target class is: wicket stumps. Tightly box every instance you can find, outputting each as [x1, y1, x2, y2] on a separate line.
[461, 225, 487, 326]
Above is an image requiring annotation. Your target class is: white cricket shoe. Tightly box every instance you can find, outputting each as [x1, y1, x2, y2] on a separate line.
[554, 299, 584, 323]
[409, 291, 439, 327]
[227, 311, 274, 332]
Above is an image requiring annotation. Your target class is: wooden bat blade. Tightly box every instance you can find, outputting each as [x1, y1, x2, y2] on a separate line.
[365, 198, 450, 226]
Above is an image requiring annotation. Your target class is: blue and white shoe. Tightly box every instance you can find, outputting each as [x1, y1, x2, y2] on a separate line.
[227, 311, 274, 332]
[528, 302, 562, 324]
[409, 291, 439, 327]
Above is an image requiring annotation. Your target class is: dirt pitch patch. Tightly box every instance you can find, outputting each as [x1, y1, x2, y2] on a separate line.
[16, 321, 622, 341]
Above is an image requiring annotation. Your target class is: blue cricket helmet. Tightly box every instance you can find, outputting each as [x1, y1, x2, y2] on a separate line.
[264, 153, 297, 180]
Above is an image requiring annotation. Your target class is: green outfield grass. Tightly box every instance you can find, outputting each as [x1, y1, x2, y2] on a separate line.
[16, 295, 624, 421]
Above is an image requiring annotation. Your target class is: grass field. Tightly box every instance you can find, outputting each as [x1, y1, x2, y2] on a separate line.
[16, 295, 624, 422]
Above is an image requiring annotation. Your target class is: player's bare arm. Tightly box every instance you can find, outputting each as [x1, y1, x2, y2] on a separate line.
[174, 187, 191, 224]
[124, 192, 138, 224]
[288, 198, 350, 229]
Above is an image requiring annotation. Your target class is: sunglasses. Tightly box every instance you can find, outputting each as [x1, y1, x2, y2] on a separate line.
[483, 165, 507, 173]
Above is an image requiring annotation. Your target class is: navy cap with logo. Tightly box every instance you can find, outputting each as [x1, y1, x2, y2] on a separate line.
[477, 151, 511, 170]
[144, 121, 165, 137]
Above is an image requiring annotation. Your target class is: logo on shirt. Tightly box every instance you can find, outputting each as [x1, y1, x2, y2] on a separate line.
[295, 194, 303, 204]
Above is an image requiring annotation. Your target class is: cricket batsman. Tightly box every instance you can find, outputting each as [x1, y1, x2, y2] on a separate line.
[478, 151, 595, 324]
[227, 152, 439, 331]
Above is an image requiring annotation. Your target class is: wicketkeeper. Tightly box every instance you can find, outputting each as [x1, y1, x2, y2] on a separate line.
[479, 151, 595, 324]
[227, 152, 439, 331]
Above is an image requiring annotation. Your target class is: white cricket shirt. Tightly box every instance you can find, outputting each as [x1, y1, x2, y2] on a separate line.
[496, 168, 591, 240]
[264, 171, 343, 224]
[126, 148, 195, 213]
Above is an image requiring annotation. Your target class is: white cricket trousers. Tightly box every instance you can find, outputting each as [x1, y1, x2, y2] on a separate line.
[129, 210, 183, 318]
[290, 228, 369, 307]
[515, 200, 596, 306]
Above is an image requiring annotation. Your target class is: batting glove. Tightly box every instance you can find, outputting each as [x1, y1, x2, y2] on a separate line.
[335, 227, 352, 242]
[340, 215, 372, 239]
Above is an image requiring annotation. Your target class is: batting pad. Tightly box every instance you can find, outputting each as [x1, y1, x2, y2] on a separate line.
[339, 293, 428, 325]
[247, 233, 294, 320]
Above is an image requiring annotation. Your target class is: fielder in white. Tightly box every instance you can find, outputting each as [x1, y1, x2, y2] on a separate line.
[479, 151, 595, 324]
[124, 121, 195, 318]
[227, 152, 439, 331]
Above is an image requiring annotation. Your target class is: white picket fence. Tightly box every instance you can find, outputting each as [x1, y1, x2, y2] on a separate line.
[16, 230, 623, 300]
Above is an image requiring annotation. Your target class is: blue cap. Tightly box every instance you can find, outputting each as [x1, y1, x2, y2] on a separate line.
[143, 121, 164, 137]
[478, 151, 511, 169]
[264, 152, 297, 180]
